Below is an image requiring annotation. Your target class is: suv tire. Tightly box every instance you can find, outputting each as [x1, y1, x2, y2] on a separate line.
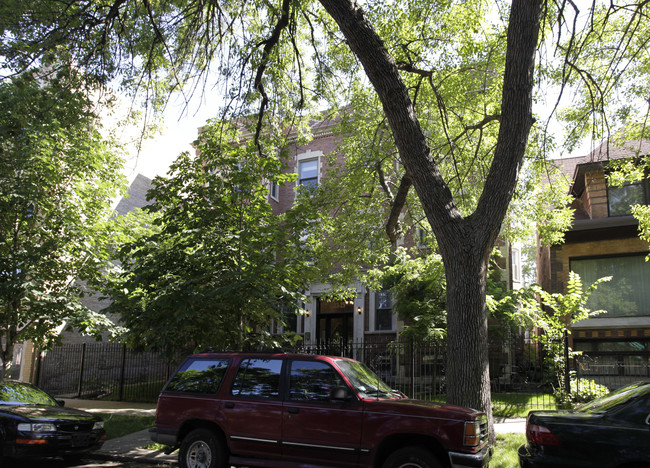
[382, 446, 442, 468]
[179, 428, 227, 468]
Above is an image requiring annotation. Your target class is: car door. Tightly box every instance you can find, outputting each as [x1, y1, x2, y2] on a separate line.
[223, 357, 284, 460]
[281, 359, 363, 466]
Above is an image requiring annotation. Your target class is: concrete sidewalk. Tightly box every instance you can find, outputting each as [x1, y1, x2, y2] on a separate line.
[63, 398, 525, 466]
[62, 399, 176, 465]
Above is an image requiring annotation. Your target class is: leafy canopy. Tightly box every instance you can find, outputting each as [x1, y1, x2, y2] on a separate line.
[106, 122, 316, 356]
[0, 64, 127, 372]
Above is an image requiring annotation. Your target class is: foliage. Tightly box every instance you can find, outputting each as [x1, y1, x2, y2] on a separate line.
[364, 249, 446, 341]
[549, 7, 650, 149]
[555, 376, 609, 408]
[105, 122, 316, 358]
[515, 272, 611, 403]
[4, 0, 650, 426]
[0, 65, 127, 375]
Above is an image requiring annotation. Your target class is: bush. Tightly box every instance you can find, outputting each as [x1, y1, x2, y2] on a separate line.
[556, 377, 609, 408]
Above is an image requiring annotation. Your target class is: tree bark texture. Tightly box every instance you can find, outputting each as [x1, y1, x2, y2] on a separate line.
[319, 0, 542, 437]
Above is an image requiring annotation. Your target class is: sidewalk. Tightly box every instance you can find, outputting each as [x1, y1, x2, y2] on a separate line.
[62, 399, 176, 465]
[63, 399, 525, 466]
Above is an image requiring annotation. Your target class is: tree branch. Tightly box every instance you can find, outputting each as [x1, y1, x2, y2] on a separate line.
[253, 0, 292, 156]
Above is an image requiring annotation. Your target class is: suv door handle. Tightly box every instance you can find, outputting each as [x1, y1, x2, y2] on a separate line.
[288, 407, 299, 414]
[225, 402, 235, 409]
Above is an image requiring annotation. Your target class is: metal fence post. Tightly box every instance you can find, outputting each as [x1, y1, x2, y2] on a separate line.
[410, 338, 415, 396]
[77, 343, 86, 398]
[119, 344, 127, 401]
[564, 331, 570, 397]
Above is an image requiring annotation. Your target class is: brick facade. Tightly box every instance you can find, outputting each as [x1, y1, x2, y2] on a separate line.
[539, 140, 650, 358]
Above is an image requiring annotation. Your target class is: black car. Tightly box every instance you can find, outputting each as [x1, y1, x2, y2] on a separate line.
[0, 381, 105, 461]
[518, 381, 650, 467]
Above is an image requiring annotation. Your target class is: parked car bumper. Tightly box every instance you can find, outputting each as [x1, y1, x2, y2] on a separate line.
[149, 426, 178, 447]
[449, 444, 492, 468]
[518, 443, 594, 468]
[4, 433, 104, 459]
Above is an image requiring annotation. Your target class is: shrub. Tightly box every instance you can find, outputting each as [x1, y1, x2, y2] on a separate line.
[556, 377, 609, 408]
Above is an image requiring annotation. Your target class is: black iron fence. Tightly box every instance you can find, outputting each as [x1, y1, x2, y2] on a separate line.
[575, 353, 650, 389]
[35, 336, 646, 409]
[294, 339, 447, 401]
[36, 342, 175, 402]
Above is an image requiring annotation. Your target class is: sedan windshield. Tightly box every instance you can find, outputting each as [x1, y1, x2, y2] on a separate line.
[0, 382, 58, 406]
[577, 382, 650, 413]
[335, 359, 402, 399]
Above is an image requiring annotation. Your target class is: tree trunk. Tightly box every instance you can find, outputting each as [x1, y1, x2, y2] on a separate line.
[1, 338, 14, 378]
[441, 238, 494, 436]
[319, 0, 541, 438]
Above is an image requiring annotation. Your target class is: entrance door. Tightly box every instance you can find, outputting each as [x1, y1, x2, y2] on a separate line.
[316, 299, 354, 353]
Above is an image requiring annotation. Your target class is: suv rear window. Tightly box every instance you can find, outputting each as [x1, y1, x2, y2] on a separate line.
[165, 358, 230, 394]
[231, 358, 282, 399]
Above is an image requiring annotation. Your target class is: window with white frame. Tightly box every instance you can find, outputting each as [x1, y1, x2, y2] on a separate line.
[375, 290, 393, 331]
[269, 181, 279, 201]
[297, 150, 321, 188]
[511, 247, 521, 283]
[299, 159, 318, 186]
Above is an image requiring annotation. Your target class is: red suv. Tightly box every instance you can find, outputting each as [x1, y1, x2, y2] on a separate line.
[149, 352, 491, 468]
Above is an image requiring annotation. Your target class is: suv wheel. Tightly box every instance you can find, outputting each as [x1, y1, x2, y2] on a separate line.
[179, 428, 227, 468]
[382, 446, 442, 468]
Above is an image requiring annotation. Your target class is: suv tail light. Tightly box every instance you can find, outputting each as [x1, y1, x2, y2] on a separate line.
[526, 423, 561, 446]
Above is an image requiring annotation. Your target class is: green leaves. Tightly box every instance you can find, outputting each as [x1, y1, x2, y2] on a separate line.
[0, 66, 127, 373]
[513, 272, 611, 397]
[105, 122, 315, 357]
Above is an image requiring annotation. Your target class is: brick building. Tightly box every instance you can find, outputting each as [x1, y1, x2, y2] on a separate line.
[266, 117, 522, 348]
[538, 140, 650, 385]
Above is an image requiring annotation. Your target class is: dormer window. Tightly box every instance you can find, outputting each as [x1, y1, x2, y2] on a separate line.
[608, 179, 646, 216]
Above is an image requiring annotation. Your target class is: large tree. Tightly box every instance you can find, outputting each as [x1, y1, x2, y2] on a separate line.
[0, 64, 127, 376]
[3, 0, 649, 434]
[105, 123, 315, 358]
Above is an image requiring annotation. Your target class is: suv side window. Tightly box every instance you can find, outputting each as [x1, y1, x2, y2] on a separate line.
[289, 360, 345, 402]
[231, 358, 283, 399]
[165, 358, 230, 394]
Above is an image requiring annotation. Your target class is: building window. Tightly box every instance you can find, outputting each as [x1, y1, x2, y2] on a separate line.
[511, 247, 521, 283]
[269, 181, 279, 201]
[574, 340, 650, 379]
[375, 290, 393, 331]
[571, 254, 650, 317]
[416, 227, 429, 248]
[608, 179, 646, 216]
[299, 159, 318, 187]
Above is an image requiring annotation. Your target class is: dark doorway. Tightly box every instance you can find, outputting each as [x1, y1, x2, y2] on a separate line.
[316, 299, 354, 347]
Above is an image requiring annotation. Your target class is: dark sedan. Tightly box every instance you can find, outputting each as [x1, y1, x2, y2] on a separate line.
[519, 381, 650, 467]
[0, 381, 105, 462]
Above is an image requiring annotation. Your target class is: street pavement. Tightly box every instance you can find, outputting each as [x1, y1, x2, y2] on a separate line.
[60, 398, 525, 467]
